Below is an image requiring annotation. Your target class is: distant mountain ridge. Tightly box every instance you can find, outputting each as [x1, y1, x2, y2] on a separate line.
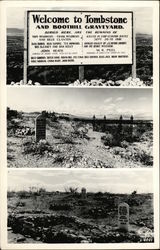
[7, 28, 152, 38]
[22, 111, 152, 121]
[7, 28, 24, 35]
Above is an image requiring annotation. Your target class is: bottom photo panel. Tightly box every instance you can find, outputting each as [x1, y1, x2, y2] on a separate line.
[7, 169, 154, 244]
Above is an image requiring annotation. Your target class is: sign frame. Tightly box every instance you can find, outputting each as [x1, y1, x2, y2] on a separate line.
[26, 10, 134, 67]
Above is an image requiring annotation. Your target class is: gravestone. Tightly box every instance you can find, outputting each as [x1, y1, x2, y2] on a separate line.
[118, 202, 129, 231]
[118, 115, 123, 134]
[81, 187, 86, 199]
[130, 115, 134, 138]
[92, 115, 96, 131]
[35, 111, 46, 142]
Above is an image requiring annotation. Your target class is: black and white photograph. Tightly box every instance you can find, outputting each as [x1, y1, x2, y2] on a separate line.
[0, 1, 159, 250]
[6, 7, 153, 87]
[7, 87, 153, 168]
[7, 169, 154, 244]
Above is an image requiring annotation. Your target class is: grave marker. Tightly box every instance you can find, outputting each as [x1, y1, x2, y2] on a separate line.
[35, 111, 46, 142]
[118, 202, 129, 231]
[81, 187, 86, 199]
[93, 115, 96, 131]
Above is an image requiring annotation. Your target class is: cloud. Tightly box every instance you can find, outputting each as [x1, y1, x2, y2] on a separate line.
[104, 97, 112, 103]
[8, 170, 153, 194]
[116, 97, 124, 102]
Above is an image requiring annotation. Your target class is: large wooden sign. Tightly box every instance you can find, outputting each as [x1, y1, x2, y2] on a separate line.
[27, 11, 133, 66]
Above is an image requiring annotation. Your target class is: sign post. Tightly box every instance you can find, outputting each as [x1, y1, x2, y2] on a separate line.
[132, 14, 136, 78]
[23, 11, 27, 84]
[79, 66, 84, 82]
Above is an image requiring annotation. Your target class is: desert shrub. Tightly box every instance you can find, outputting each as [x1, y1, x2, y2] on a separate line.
[101, 133, 115, 146]
[127, 197, 141, 206]
[7, 107, 22, 120]
[134, 150, 153, 166]
[78, 199, 89, 206]
[7, 119, 21, 135]
[18, 190, 29, 199]
[131, 190, 137, 196]
[53, 155, 65, 163]
[120, 140, 129, 148]
[22, 139, 53, 155]
[140, 130, 153, 142]
[15, 201, 26, 207]
[101, 123, 152, 147]
[49, 203, 72, 211]
[64, 186, 78, 194]
[7, 191, 16, 198]
[62, 136, 75, 144]
[38, 188, 47, 195]
[86, 206, 111, 218]
[94, 192, 104, 198]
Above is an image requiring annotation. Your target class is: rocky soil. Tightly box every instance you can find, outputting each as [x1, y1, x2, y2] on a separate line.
[7, 192, 154, 243]
[7, 114, 153, 168]
[9, 77, 152, 87]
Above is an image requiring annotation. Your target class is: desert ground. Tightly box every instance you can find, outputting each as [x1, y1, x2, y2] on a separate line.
[7, 110, 153, 168]
[7, 189, 154, 243]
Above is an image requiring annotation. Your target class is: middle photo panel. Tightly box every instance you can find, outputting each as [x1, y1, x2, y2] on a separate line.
[7, 87, 152, 168]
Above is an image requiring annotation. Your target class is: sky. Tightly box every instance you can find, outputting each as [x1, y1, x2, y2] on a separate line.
[7, 88, 152, 119]
[8, 169, 153, 194]
[7, 7, 153, 34]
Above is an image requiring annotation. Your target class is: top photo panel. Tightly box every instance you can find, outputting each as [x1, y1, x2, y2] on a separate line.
[7, 7, 153, 86]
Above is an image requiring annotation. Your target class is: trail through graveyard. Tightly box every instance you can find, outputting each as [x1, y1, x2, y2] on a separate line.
[69, 128, 144, 168]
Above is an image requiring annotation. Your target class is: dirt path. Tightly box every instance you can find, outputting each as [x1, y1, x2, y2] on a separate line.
[7, 126, 150, 168]
[86, 129, 106, 147]
[75, 128, 142, 168]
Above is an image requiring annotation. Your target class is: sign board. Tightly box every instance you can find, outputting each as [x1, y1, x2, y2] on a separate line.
[118, 202, 129, 231]
[27, 11, 133, 66]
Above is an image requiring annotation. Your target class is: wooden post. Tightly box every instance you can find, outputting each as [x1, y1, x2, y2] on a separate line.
[132, 14, 136, 78]
[23, 11, 27, 84]
[79, 65, 84, 82]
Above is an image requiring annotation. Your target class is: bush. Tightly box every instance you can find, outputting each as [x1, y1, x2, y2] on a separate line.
[101, 133, 114, 146]
[134, 150, 153, 166]
[18, 190, 29, 198]
[64, 187, 78, 194]
[121, 140, 129, 148]
[49, 203, 72, 211]
[15, 201, 26, 207]
[7, 107, 22, 120]
[22, 139, 53, 155]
